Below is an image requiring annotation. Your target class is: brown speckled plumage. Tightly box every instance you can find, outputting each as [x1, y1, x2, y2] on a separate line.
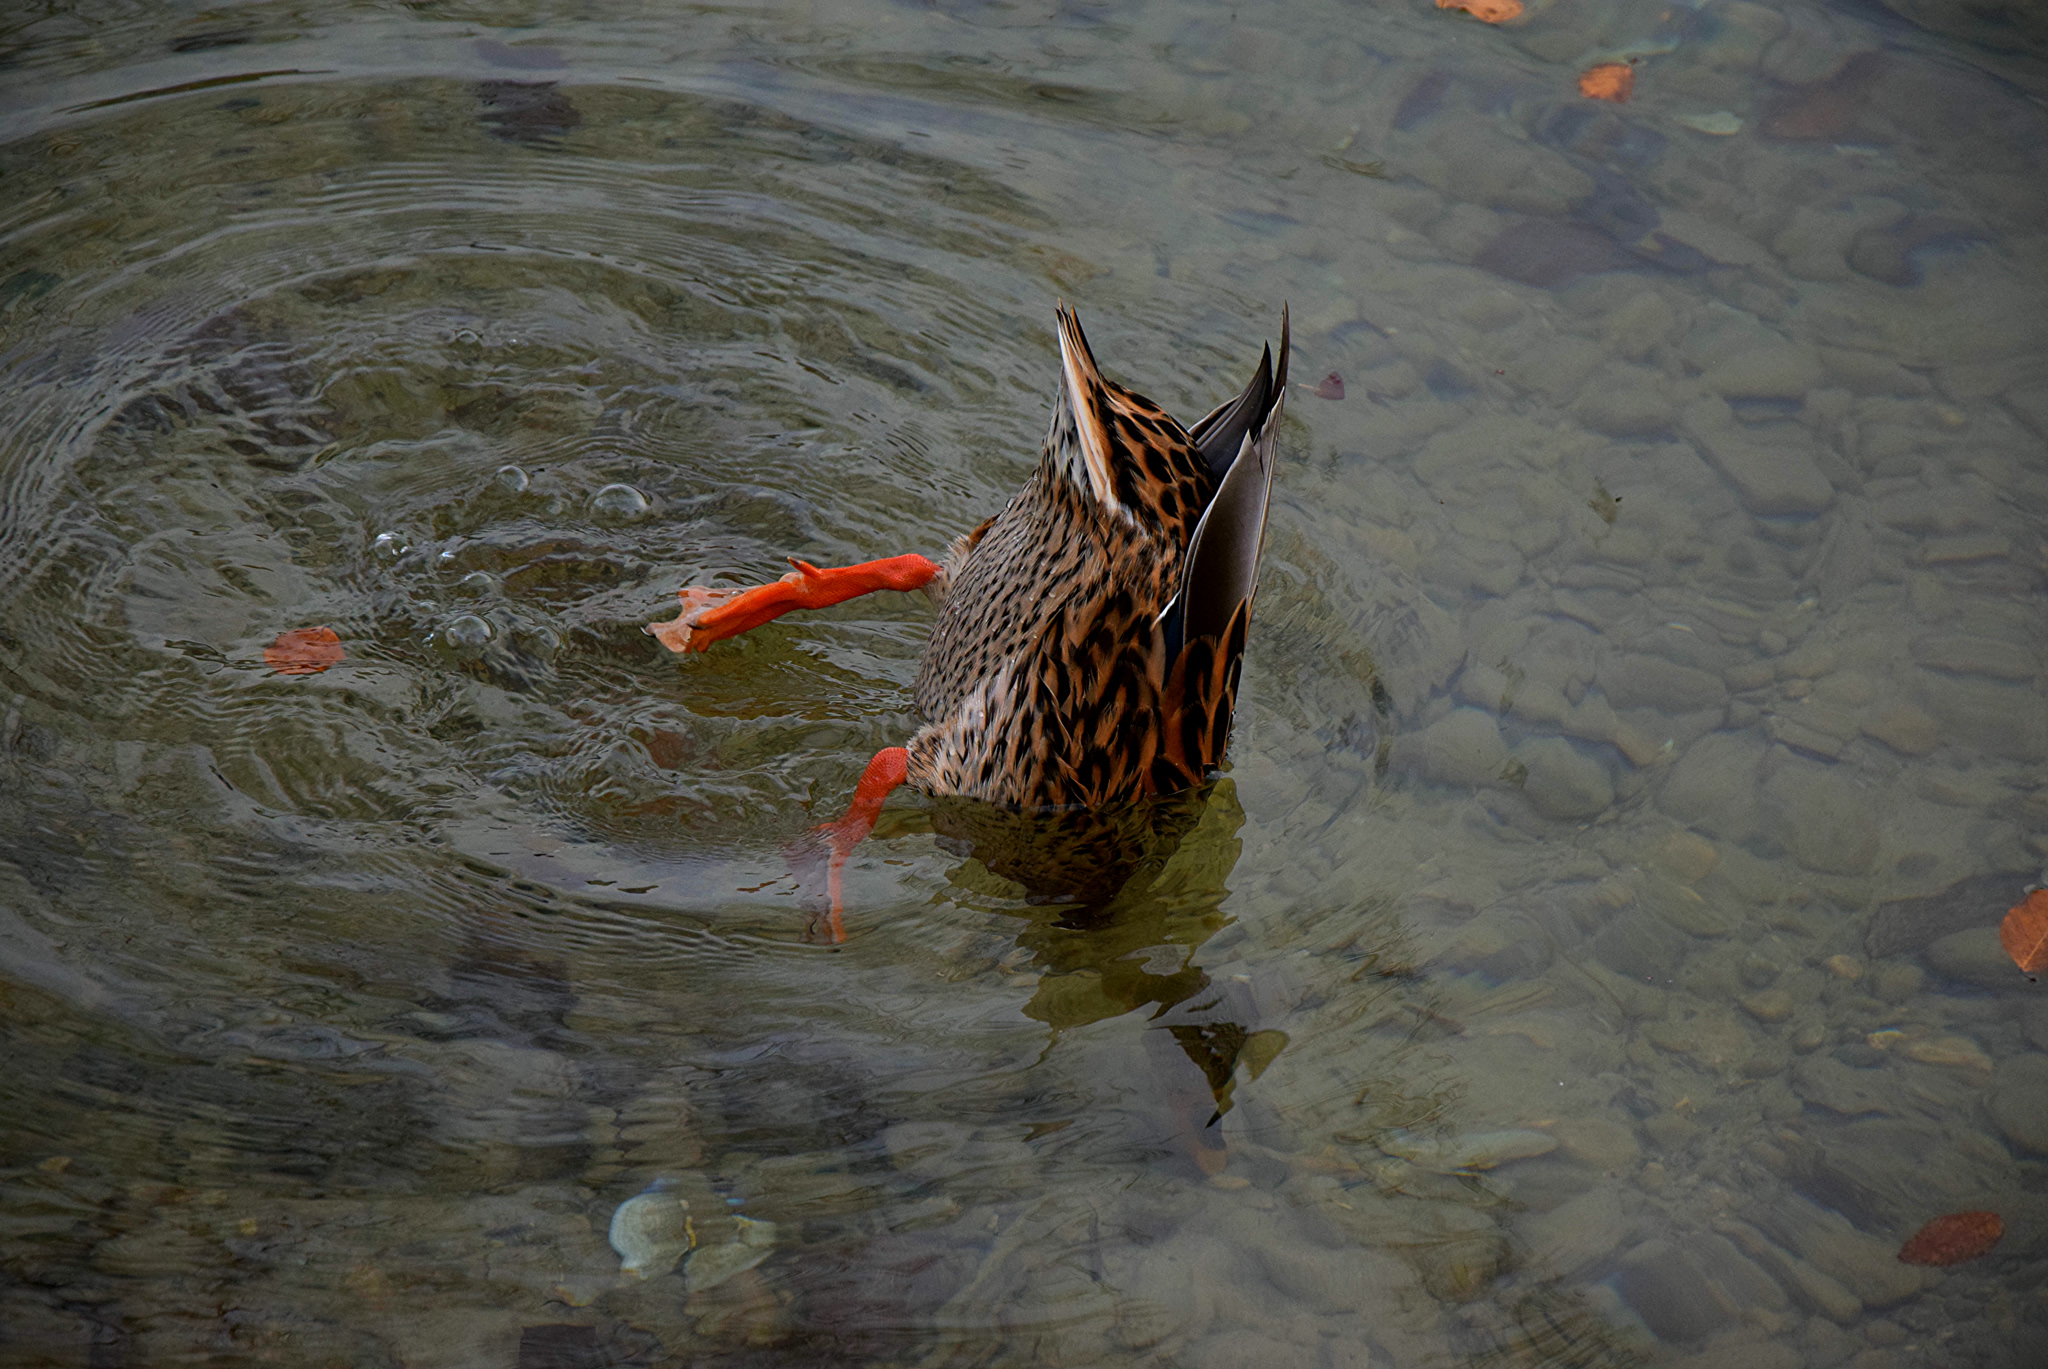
[906, 303, 1288, 809]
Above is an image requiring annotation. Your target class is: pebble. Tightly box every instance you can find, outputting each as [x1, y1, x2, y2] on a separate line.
[1378, 1128, 1557, 1174]
[608, 1179, 694, 1278]
[1916, 532, 2012, 565]
[1616, 1239, 1734, 1342]
[1550, 1116, 1641, 1172]
[1742, 989, 1795, 1023]
[1601, 655, 1728, 715]
[1923, 928, 2021, 990]
[1513, 738, 1613, 820]
[1650, 1006, 1754, 1069]
[1602, 292, 1677, 361]
[1683, 399, 1834, 515]
[1990, 1054, 2048, 1155]
[1898, 1035, 1991, 1072]
[1411, 708, 1508, 789]
[1764, 763, 1879, 875]
[1520, 1186, 1629, 1279]
[1673, 111, 1743, 136]
[1867, 962, 1923, 1003]
[1821, 954, 1863, 980]
[1757, 1196, 1923, 1309]
[1575, 384, 1675, 438]
[684, 1215, 777, 1294]
[1652, 831, 1720, 884]
[1910, 633, 2035, 681]
[1659, 732, 1767, 839]
[1791, 1057, 1890, 1116]
[1716, 1217, 1862, 1324]
[2024, 1001, 2048, 1052]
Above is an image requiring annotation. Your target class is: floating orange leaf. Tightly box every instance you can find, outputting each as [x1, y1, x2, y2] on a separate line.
[2002, 890, 2048, 976]
[1579, 63, 1635, 103]
[1898, 1211, 2003, 1266]
[264, 626, 344, 676]
[1436, 0, 1523, 23]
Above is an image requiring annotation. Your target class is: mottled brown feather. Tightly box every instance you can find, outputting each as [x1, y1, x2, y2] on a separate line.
[906, 305, 1286, 809]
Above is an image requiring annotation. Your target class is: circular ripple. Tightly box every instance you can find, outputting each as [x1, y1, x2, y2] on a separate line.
[0, 78, 1058, 869]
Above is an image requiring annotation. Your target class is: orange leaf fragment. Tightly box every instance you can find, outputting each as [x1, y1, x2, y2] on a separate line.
[1898, 1211, 2003, 1266]
[264, 626, 344, 676]
[1436, 0, 1523, 23]
[2001, 889, 2048, 976]
[1579, 63, 1635, 103]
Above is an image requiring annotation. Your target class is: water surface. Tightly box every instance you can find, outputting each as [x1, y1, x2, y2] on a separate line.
[2, 1, 2046, 1365]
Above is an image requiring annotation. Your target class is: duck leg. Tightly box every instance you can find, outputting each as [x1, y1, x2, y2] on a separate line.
[646, 554, 941, 653]
[807, 746, 909, 942]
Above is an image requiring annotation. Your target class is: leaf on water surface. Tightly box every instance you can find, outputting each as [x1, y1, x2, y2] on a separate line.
[1579, 63, 1635, 103]
[2000, 889, 2048, 976]
[1435, 0, 1523, 23]
[1897, 1210, 2002, 1266]
[264, 626, 343, 675]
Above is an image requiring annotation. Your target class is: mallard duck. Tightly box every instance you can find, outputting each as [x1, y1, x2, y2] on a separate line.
[648, 303, 1289, 935]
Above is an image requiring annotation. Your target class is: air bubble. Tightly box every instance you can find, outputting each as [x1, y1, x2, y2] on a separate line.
[590, 483, 651, 519]
[495, 464, 529, 493]
[372, 531, 409, 558]
[458, 571, 496, 596]
[442, 614, 494, 649]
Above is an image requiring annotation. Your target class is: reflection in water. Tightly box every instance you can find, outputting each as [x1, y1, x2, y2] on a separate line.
[936, 781, 1289, 1173]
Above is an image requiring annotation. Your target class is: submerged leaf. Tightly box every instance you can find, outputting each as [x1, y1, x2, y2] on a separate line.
[2000, 889, 2048, 976]
[1435, 0, 1523, 22]
[1579, 63, 1635, 103]
[264, 626, 343, 675]
[1898, 1211, 2002, 1266]
[1310, 371, 1345, 401]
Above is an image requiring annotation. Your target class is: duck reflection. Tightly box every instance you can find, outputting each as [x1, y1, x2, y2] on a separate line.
[927, 779, 1287, 1175]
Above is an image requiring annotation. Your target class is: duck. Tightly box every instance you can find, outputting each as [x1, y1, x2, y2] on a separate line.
[648, 303, 1289, 937]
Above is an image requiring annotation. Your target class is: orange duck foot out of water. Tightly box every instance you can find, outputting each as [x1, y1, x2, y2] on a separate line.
[648, 303, 1290, 941]
[645, 554, 941, 652]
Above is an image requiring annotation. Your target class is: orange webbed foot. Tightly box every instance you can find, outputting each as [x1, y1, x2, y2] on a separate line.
[646, 571, 805, 652]
[646, 554, 941, 654]
[787, 746, 910, 943]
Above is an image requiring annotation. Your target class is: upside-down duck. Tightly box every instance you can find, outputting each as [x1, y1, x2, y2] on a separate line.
[648, 303, 1289, 937]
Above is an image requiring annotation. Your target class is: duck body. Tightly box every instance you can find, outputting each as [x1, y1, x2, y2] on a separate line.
[908, 305, 1286, 809]
[647, 302, 1288, 930]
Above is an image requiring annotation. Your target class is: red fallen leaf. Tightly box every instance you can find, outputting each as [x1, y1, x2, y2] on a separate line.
[1436, 0, 1523, 22]
[2002, 889, 2048, 976]
[1313, 371, 1345, 401]
[1579, 63, 1635, 103]
[1898, 1211, 2003, 1266]
[264, 626, 344, 676]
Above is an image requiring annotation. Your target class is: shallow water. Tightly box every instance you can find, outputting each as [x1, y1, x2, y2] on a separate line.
[2, 0, 2046, 1365]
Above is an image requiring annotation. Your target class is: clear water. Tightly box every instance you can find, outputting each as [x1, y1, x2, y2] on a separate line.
[2, 1, 2045, 1365]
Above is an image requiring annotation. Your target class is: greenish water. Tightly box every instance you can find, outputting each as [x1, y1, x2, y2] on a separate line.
[2, 1, 2045, 1365]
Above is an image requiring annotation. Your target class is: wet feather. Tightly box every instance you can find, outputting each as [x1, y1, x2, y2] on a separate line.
[908, 304, 1289, 810]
